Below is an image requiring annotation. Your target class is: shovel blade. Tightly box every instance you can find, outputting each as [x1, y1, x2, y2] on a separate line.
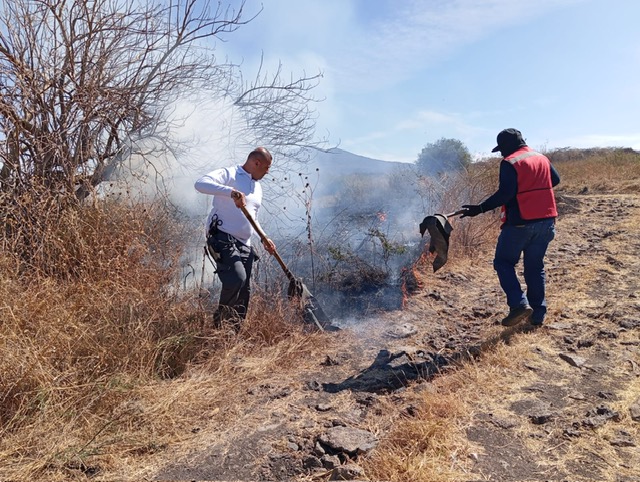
[419, 214, 454, 272]
[288, 278, 338, 331]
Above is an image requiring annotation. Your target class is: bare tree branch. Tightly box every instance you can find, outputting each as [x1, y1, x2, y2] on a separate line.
[0, 0, 322, 203]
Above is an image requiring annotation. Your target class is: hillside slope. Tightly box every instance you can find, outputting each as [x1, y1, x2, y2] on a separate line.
[140, 189, 640, 481]
[309, 147, 406, 176]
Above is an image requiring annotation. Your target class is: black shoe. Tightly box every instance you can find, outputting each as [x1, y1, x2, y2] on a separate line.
[501, 305, 533, 327]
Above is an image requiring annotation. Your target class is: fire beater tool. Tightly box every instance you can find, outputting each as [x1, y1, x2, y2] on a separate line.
[240, 206, 338, 332]
[419, 209, 466, 272]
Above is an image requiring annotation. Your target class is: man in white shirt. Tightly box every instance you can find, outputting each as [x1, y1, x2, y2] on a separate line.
[195, 147, 276, 331]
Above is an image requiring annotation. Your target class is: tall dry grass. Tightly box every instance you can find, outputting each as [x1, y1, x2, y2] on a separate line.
[548, 147, 640, 193]
[2, 148, 637, 480]
[0, 190, 197, 477]
[0, 187, 324, 480]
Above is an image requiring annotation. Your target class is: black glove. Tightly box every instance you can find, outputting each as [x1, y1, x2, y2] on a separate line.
[460, 204, 483, 218]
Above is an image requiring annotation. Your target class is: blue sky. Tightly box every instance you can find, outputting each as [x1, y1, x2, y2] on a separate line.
[216, 0, 640, 162]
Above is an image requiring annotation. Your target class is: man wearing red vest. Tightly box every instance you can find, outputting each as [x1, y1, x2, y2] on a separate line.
[461, 128, 560, 327]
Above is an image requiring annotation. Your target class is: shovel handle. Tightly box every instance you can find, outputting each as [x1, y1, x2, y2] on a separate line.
[240, 206, 329, 332]
[239, 206, 294, 280]
[445, 209, 467, 218]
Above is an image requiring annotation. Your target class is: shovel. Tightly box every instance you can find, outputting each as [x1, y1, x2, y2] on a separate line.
[419, 209, 465, 272]
[240, 206, 337, 332]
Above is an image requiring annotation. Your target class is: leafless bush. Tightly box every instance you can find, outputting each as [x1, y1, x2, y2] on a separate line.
[443, 160, 502, 258]
[0, 0, 324, 207]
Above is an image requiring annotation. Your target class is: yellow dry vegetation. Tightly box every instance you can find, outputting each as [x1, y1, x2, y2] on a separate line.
[1, 150, 639, 481]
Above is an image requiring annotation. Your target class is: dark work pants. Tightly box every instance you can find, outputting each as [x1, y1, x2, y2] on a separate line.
[207, 230, 255, 331]
[493, 218, 556, 323]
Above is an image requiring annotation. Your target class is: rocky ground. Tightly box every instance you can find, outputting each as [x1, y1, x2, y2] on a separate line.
[155, 191, 640, 481]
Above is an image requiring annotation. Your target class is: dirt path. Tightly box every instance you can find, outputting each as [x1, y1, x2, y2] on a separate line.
[156, 192, 640, 481]
[462, 193, 640, 481]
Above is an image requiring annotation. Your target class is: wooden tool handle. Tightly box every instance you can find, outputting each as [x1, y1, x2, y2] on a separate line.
[239, 206, 294, 280]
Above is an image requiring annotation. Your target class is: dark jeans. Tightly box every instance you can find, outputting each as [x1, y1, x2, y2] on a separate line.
[493, 218, 556, 323]
[207, 230, 255, 330]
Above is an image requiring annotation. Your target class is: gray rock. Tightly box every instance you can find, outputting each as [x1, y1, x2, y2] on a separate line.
[318, 426, 378, 455]
[306, 380, 322, 391]
[386, 323, 417, 338]
[321, 355, 341, 366]
[563, 428, 581, 438]
[582, 405, 620, 428]
[312, 441, 326, 457]
[577, 338, 594, 348]
[559, 352, 587, 368]
[618, 319, 639, 329]
[321, 454, 341, 470]
[629, 398, 640, 422]
[597, 391, 615, 400]
[546, 322, 573, 331]
[610, 430, 636, 447]
[302, 455, 323, 470]
[354, 393, 378, 406]
[491, 416, 518, 429]
[529, 411, 555, 425]
[329, 463, 365, 480]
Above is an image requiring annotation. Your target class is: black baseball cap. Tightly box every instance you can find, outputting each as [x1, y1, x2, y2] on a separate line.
[492, 128, 526, 153]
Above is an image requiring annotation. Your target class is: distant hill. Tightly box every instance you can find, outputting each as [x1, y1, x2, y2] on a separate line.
[307, 147, 407, 177]
[266, 148, 409, 217]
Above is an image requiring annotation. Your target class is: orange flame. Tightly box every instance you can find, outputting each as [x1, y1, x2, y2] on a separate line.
[400, 250, 431, 307]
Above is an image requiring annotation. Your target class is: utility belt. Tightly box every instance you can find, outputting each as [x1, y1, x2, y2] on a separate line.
[205, 215, 256, 262]
[205, 214, 223, 261]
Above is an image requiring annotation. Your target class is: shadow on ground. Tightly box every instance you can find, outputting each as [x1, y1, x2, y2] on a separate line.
[323, 322, 538, 394]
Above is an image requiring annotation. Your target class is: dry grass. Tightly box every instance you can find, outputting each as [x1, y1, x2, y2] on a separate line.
[360, 327, 638, 481]
[359, 341, 536, 481]
[0, 191, 330, 481]
[360, 389, 468, 481]
[437, 159, 502, 259]
[549, 148, 640, 194]
[1, 149, 638, 480]
[0, 275, 327, 481]
[0, 196, 199, 480]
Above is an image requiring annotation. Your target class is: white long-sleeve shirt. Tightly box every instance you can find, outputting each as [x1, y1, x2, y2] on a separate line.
[194, 165, 264, 246]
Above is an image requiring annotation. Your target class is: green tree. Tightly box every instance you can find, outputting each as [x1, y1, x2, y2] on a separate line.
[416, 138, 472, 176]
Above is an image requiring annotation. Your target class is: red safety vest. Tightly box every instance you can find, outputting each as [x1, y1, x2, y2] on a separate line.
[501, 147, 557, 223]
